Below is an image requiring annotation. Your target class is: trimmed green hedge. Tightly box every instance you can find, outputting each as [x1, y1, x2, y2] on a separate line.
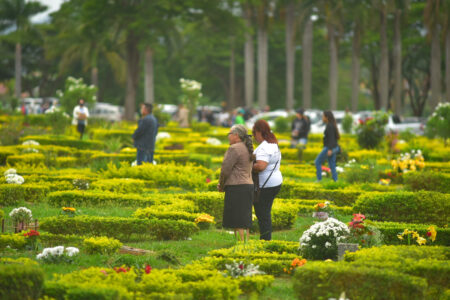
[0, 183, 49, 205]
[40, 216, 198, 241]
[278, 184, 362, 206]
[0, 264, 44, 300]
[353, 191, 450, 226]
[373, 221, 450, 246]
[293, 262, 427, 300]
[20, 135, 104, 150]
[403, 171, 450, 193]
[46, 190, 156, 207]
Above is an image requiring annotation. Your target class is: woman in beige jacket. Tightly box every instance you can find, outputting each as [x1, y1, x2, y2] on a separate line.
[218, 125, 254, 241]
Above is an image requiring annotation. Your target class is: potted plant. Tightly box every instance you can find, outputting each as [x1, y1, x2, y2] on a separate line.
[312, 201, 332, 220]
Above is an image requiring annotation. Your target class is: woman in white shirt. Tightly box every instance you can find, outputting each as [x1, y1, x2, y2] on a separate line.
[252, 119, 282, 240]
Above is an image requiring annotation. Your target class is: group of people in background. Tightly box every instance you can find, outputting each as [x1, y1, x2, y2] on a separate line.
[71, 99, 340, 242]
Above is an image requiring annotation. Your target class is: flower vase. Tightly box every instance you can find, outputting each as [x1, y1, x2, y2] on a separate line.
[312, 212, 329, 221]
[337, 243, 359, 261]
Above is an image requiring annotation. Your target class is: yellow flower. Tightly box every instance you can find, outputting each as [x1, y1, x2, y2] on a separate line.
[411, 231, 419, 239]
[427, 226, 437, 242]
[62, 207, 76, 212]
[397, 234, 403, 240]
[194, 214, 215, 224]
[416, 237, 427, 246]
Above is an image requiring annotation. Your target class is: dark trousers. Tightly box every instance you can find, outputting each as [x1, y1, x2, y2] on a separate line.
[253, 184, 281, 241]
[77, 123, 85, 139]
[136, 149, 154, 165]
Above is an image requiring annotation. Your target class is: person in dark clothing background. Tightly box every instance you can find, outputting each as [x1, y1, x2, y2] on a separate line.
[290, 108, 310, 148]
[132, 103, 158, 165]
[314, 111, 340, 182]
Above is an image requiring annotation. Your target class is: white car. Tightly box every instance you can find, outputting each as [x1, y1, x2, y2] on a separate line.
[245, 111, 290, 129]
[91, 102, 124, 122]
[386, 115, 425, 135]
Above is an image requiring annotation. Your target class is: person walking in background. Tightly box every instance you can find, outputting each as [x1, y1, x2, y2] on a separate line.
[72, 99, 89, 140]
[252, 120, 282, 241]
[132, 103, 158, 165]
[234, 108, 246, 125]
[315, 110, 340, 182]
[291, 108, 310, 148]
[176, 103, 189, 128]
[218, 125, 254, 241]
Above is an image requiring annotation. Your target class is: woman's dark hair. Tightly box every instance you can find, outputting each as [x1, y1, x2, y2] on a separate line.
[253, 119, 278, 144]
[230, 125, 254, 161]
[323, 110, 340, 140]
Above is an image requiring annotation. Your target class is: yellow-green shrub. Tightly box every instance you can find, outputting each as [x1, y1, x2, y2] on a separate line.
[292, 262, 427, 300]
[0, 183, 49, 205]
[0, 233, 27, 249]
[133, 207, 198, 222]
[353, 191, 450, 226]
[83, 236, 123, 254]
[19, 135, 104, 150]
[91, 178, 151, 193]
[6, 153, 45, 166]
[40, 216, 199, 241]
[0, 264, 44, 300]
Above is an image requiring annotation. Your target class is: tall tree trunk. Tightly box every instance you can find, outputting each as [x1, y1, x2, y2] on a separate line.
[285, 0, 295, 111]
[446, 27, 450, 103]
[257, 25, 268, 110]
[328, 23, 338, 110]
[124, 32, 140, 121]
[302, 18, 313, 109]
[144, 46, 154, 104]
[91, 66, 99, 101]
[244, 5, 254, 109]
[351, 21, 361, 113]
[393, 9, 402, 115]
[229, 38, 236, 109]
[379, 9, 389, 110]
[15, 43, 21, 99]
[430, 22, 442, 109]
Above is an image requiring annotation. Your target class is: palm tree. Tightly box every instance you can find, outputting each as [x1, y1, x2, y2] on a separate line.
[425, 0, 443, 109]
[243, 1, 255, 109]
[302, 16, 313, 109]
[0, 0, 46, 98]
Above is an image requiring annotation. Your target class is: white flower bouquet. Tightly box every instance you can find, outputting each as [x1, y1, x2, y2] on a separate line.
[5, 174, 24, 185]
[224, 261, 265, 278]
[299, 217, 350, 260]
[206, 138, 222, 146]
[36, 246, 79, 263]
[9, 207, 32, 224]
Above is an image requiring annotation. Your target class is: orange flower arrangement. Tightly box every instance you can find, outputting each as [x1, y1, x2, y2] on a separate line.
[284, 258, 307, 275]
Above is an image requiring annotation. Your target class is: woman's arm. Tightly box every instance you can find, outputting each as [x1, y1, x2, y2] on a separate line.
[253, 160, 268, 172]
[218, 148, 238, 191]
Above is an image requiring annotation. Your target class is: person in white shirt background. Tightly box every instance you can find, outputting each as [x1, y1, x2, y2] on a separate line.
[72, 99, 89, 140]
[252, 119, 283, 241]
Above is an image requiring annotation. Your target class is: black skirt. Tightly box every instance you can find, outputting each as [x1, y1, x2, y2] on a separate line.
[222, 184, 253, 229]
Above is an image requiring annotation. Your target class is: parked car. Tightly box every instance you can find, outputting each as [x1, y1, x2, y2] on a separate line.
[91, 102, 124, 122]
[386, 115, 425, 135]
[245, 110, 290, 129]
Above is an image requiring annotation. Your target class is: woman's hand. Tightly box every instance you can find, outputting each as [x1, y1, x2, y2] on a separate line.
[253, 160, 268, 172]
[327, 149, 332, 156]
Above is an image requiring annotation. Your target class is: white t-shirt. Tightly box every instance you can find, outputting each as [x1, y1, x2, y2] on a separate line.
[254, 140, 282, 188]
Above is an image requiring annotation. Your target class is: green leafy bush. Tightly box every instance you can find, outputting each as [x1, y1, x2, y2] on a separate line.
[353, 191, 450, 226]
[83, 236, 123, 255]
[40, 216, 198, 241]
[6, 153, 45, 166]
[0, 233, 27, 249]
[90, 178, 150, 193]
[341, 113, 353, 134]
[278, 185, 361, 206]
[274, 116, 291, 133]
[56, 77, 97, 114]
[133, 207, 198, 222]
[426, 102, 450, 145]
[293, 262, 427, 300]
[341, 163, 383, 183]
[355, 111, 388, 149]
[0, 264, 44, 300]
[191, 122, 211, 133]
[403, 171, 450, 193]
[20, 135, 104, 150]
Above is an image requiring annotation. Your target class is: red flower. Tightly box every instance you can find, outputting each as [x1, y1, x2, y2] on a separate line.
[321, 166, 331, 173]
[239, 264, 244, 270]
[206, 178, 211, 183]
[145, 264, 152, 274]
[23, 230, 40, 237]
[427, 231, 432, 237]
[100, 270, 108, 276]
[113, 267, 129, 273]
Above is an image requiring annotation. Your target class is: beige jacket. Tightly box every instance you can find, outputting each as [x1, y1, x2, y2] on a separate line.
[219, 142, 253, 189]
